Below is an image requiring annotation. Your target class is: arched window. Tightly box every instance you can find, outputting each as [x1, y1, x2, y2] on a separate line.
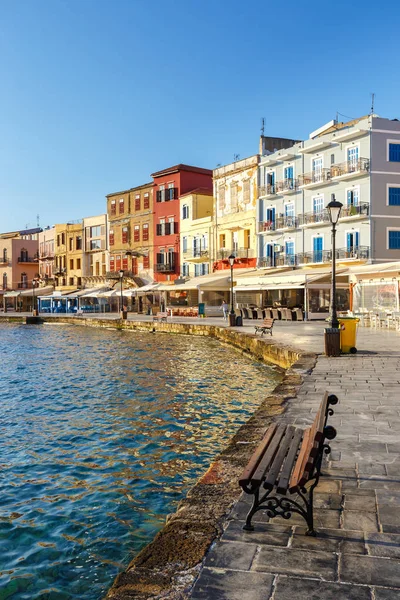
[20, 248, 28, 262]
[2, 248, 7, 263]
[2, 273, 7, 290]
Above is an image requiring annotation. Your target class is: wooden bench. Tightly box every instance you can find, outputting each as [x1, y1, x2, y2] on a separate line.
[153, 311, 168, 322]
[254, 318, 274, 336]
[239, 392, 338, 535]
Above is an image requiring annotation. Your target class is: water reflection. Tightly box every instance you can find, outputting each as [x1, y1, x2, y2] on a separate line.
[0, 324, 281, 599]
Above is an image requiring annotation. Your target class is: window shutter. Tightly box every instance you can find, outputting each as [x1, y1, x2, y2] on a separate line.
[156, 224, 162, 235]
[156, 190, 161, 202]
[389, 187, 400, 206]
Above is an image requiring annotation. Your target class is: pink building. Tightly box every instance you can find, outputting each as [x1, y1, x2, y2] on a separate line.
[0, 228, 40, 292]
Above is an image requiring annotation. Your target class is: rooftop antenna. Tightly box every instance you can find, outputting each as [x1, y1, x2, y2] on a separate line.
[37, 214, 40, 228]
[233, 154, 240, 162]
[261, 117, 265, 136]
[371, 92, 375, 115]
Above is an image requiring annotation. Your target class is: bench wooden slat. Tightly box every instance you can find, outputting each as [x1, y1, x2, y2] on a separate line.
[251, 423, 287, 484]
[239, 424, 278, 486]
[315, 392, 329, 442]
[288, 426, 311, 491]
[263, 425, 296, 491]
[276, 428, 304, 494]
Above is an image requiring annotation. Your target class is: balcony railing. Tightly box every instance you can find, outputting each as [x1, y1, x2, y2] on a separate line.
[339, 202, 370, 218]
[276, 179, 298, 194]
[258, 184, 277, 197]
[17, 256, 38, 263]
[298, 169, 332, 187]
[275, 216, 298, 230]
[258, 220, 276, 232]
[155, 263, 176, 273]
[297, 250, 332, 265]
[336, 246, 370, 260]
[331, 158, 369, 178]
[258, 246, 370, 269]
[298, 210, 331, 227]
[217, 248, 255, 260]
[183, 249, 209, 259]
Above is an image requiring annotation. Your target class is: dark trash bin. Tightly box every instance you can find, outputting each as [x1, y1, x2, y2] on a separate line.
[236, 315, 243, 326]
[324, 328, 341, 357]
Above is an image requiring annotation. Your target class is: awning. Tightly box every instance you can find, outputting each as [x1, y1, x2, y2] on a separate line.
[134, 283, 160, 294]
[4, 291, 20, 297]
[20, 286, 54, 297]
[76, 286, 111, 298]
[158, 269, 255, 293]
[234, 268, 348, 292]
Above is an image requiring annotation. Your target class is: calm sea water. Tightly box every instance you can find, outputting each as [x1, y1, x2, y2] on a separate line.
[0, 323, 281, 599]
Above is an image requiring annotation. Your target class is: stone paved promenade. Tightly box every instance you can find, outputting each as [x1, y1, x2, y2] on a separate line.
[190, 324, 400, 600]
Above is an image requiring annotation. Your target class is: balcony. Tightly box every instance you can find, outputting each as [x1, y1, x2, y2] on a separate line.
[330, 158, 370, 181]
[276, 179, 299, 195]
[340, 202, 370, 219]
[183, 249, 209, 260]
[274, 253, 298, 267]
[155, 263, 176, 273]
[17, 256, 38, 263]
[275, 216, 298, 230]
[258, 247, 370, 269]
[217, 248, 255, 260]
[336, 246, 370, 260]
[258, 220, 276, 233]
[258, 184, 277, 198]
[297, 250, 332, 265]
[298, 210, 330, 227]
[298, 169, 332, 189]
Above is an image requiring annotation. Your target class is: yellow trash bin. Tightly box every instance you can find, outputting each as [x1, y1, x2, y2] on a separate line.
[338, 317, 359, 354]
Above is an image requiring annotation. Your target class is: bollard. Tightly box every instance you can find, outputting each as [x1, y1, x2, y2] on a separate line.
[324, 328, 341, 357]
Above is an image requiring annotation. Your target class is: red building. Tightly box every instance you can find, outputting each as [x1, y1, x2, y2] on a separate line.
[151, 164, 212, 282]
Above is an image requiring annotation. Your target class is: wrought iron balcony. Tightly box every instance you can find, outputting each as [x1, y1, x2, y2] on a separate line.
[155, 262, 176, 273]
[258, 220, 276, 233]
[183, 249, 209, 259]
[298, 169, 332, 188]
[276, 179, 298, 194]
[257, 257, 274, 268]
[330, 158, 369, 179]
[217, 248, 255, 260]
[274, 253, 298, 267]
[258, 184, 277, 197]
[275, 216, 298, 230]
[297, 250, 332, 265]
[17, 256, 38, 263]
[336, 246, 370, 260]
[339, 202, 370, 218]
[298, 210, 330, 227]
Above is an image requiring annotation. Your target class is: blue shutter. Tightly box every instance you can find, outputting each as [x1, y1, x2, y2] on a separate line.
[389, 231, 400, 249]
[389, 144, 400, 162]
[313, 237, 323, 262]
[389, 187, 400, 206]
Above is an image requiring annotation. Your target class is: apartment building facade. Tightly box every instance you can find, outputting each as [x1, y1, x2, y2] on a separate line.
[82, 214, 109, 287]
[54, 222, 83, 290]
[38, 227, 55, 283]
[0, 228, 41, 291]
[213, 155, 259, 272]
[106, 183, 154, 283]
[151, 164, 213, 282]
[179, 188, 214, 278]
[257, 115, 400, 270]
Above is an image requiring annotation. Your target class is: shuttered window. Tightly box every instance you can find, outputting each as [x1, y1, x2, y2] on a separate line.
[142, 223, 149, 241]
[389, 143, 400, 162]
[122, 227, 129, 243]
[389, 187, 400, 206]
[135, 195, 140, 211]
[144, 193, 150, 209]
[389, 230, 400, 249]
[109, 230, 114, 245]
[134, 225, 140, 242]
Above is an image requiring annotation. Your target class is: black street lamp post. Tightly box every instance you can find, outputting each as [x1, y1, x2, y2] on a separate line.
[228, 254, 236, 326]
[119, 269, 127, 319]
[325, 196, 343, 356]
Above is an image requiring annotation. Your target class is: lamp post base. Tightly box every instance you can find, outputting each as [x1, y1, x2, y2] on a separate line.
[229, 313, 236, 327]
[120, 311, 128, 320]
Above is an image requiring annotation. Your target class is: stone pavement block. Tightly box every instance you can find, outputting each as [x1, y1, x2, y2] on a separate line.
[360, 477, 400, 490]
[190, 568, 274, 600]
[358, 463, 387, 475]
[377, 490, 400, 506]
[272, 576, 371, 600]
[314, 492, 343, 509]
[341, 554, 400, 587]
[254, 546, 336, 579]
[222, 520, 291, 546]
[288, 508, 341, 529]
[315, 479, 342, 494]
[385, 463, 400, 476]
[366, 532, 400, 558]
[291, 527, 366, 554]
[374, 587, 400, 599]
[228, 500, 267, 522]
[343, 510, 379, 532]
[378, 506, 400, 528]
[345, 494, 377, 511]
[204, 541, 258, 570]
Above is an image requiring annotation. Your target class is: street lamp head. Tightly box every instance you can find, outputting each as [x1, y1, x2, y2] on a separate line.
[327, 195, 343, 225]
[119, 269, 124, 279]
[228, 254, 235, 267]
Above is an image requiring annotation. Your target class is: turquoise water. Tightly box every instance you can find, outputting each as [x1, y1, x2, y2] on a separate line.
[0, 323, 281, 599]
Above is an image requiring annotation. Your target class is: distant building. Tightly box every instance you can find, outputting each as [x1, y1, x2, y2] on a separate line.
[151, 164, 213, 282]
[0, 227, 41, 292]
[82, 214, 109, 287]
[180, 188, 214, 278]
[54, 222, 83, 290]
[38, 227, 55, 284]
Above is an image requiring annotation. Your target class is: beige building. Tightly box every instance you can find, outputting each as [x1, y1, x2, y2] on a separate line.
[106, 182, 154, 284]
[38, 227, 55, 283]
[54, 222, 83, 290]
[82, 214, 108, 287]
[179, 188, 214, 278]
[213, 156, 259, 272]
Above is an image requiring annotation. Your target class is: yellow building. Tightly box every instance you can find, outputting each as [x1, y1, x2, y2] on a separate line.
[54, 222, 83, 290]
[180, 188, 214, 278]
[213, 155, 259, 271]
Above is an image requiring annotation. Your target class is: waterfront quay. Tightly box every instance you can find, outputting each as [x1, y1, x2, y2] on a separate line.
[3, 314, 400, 599]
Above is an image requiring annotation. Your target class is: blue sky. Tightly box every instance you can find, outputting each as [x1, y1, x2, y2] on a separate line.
[1, 0, 399, 231]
